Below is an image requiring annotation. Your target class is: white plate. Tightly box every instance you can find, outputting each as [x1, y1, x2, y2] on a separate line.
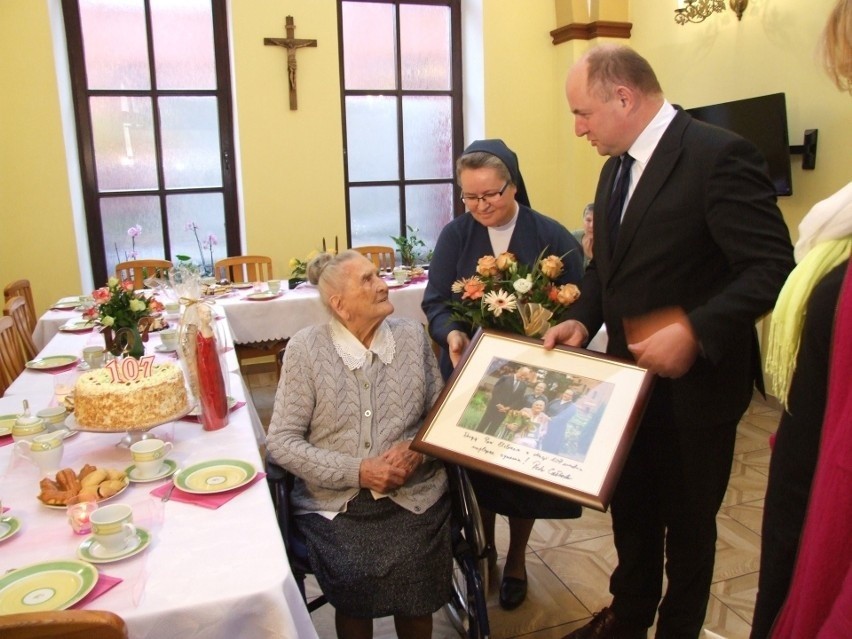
[230, 282, 254, 289]
[126, 459, 178, 483]
[25, 355, 79, 371]
[174, 459, 257, 494]
[154, 344, 177, 353]
[244, 292, 281, 301]
[50, 301, 80, 310]
[0, 560, 97, 613]
[77, 528, 150, 564]
[59, 321, 95, 333]
[40, 475, 129, 510]
[385, 280, 407, 288]
[0, 516, 21, 543]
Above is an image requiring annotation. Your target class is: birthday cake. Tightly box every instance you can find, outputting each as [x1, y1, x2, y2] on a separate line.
[74, 362, 189, 430]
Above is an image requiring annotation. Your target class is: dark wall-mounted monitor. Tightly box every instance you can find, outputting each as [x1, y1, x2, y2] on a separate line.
[686, 93, 793, 196]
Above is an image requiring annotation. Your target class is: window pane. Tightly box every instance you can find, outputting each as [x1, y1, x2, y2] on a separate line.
[349, 186, 400, 248]
[101, 196, 164, 279]
[150, 0, 216, 89]
[403, 96, 453, 180]
[400, 5, 450, 90]
[159, 97, 223, 189]
[342, 2, 396, 90]
[166, 193, 226, 274]
[91, 96, 158, 191]
[405, 184, 453, 261]
[79, 0, 150, 90]
[346, 96, 399, 182]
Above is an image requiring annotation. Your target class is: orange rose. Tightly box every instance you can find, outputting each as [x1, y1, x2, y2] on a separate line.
[555, 283, 580, 305]
[462, 277, 486, 301]
[495, 252, 517, 271]
[476, 255, 499, 277]
[540, 255, 564, 279]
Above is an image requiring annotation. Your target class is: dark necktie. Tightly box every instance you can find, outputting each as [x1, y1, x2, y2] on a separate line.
[607, 153, 635, 253]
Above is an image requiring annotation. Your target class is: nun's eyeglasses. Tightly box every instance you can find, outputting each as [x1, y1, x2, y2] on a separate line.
[460, 181, 510, 206]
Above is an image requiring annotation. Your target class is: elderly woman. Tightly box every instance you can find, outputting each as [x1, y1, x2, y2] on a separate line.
[422, 138, 584, 610]
[267, 250, 450, 639]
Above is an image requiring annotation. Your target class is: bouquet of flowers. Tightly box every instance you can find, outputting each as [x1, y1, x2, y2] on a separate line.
[83, 277, 164, 330]
[448, 250, 580, 338]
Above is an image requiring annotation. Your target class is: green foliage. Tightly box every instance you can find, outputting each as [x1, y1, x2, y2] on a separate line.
[390, 225, 428, 267]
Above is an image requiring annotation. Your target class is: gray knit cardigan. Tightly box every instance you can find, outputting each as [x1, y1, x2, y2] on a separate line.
[266, 318, 447, 515]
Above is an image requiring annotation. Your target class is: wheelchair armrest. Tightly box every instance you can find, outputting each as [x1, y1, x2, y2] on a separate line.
[265, 456, 313, 576]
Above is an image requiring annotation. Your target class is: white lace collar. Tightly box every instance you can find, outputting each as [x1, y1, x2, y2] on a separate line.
[329, 318, 396, 370]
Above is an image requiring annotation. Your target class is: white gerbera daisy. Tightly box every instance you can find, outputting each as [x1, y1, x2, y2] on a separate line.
[483, 289, 518, 317]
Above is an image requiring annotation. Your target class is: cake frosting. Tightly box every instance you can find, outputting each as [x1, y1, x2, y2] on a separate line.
[74, 362, 189, 430]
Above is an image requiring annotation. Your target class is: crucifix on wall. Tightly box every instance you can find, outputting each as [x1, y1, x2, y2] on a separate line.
[264, 15, 318, 110]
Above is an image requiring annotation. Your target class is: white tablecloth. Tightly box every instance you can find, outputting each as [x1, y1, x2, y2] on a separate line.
[0, 324, 317, 638]
[217, 280, 428, 344]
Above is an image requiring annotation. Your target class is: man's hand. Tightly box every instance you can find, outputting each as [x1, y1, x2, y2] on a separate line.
[542, 320, 589, 349]
[447, 330, 470, 367]
[359, 457, 407, 493]
[628, 320, 699, 378]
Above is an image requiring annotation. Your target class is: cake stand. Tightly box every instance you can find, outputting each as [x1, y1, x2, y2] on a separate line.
[64, 403, 194, 448]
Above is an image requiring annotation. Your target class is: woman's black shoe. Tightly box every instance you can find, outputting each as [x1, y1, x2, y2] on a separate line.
[499, 571, 527, 610]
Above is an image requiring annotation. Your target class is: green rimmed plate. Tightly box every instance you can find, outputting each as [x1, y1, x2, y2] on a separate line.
[77, 528, 151, 564]
[25, 355, 79, 371]
[50, 300, 80, 310]
[58, 320, 95, 333]
[0, 414, 16, 437]
[0, 559, 98, 613]
[0, 516, 21, 543]
[174, 459, 257, 494]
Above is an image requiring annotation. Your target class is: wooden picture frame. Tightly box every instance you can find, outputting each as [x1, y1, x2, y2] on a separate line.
[412, 329, 655, 511]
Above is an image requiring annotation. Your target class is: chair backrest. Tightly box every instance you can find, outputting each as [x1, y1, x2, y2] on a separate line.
[4, 296, 38, 360]
[3, 279, 36, 334]
[213, 255, 274, 283]
[115, 259, 173, 290]
[0, 315, 27, 394]
[353, 245, 395, 272]
[0, 609, 128, 639]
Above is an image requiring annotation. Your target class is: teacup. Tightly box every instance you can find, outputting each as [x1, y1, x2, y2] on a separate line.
[82, 346, 106, 369]
[392, 268, 408, 284]
[130, 439, 173, 479]
[159, 328, 179, 352]
[267, 279, 281, 294]
[11, 415, 46, 442]
[89, 503, 136, 552]
[36, 406, 68, 426]
[15, 432, 64, 474]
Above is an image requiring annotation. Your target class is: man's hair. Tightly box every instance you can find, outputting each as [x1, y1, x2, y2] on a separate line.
[584, 44, 663, 101]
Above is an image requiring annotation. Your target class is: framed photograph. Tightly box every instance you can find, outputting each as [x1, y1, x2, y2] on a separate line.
[412, 329, 655, 511]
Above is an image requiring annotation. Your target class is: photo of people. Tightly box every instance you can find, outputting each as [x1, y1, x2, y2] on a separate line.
[456, 357, 614, 462]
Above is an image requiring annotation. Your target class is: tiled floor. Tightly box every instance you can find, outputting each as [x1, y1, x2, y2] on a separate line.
[246, 368, 780, 639]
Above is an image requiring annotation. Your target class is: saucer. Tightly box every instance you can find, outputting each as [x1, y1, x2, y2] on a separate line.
[155, 344, 178, 354]
[126, 458, 178, 483]
[0, 516, 21, 543]
[77, 528, 150, 563]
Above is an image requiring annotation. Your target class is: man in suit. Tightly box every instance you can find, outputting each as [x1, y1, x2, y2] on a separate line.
[543, 45, 795, 639]
[476, 366, 530, 436]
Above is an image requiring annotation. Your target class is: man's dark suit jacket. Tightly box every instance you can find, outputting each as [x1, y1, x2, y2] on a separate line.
[569, 109, 795, 429]
[478, 373, 528, 432]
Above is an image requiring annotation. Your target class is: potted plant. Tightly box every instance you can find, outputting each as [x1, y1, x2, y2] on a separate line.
[390, 225, 428, 268]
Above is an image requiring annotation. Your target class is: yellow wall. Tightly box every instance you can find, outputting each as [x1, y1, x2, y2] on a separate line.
[1, 0, 848, 318]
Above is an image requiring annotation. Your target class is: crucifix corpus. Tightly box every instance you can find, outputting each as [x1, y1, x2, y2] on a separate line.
[264, 16, 318, 110]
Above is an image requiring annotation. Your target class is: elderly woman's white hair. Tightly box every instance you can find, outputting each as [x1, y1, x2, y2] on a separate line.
[306, 249, 365, 308]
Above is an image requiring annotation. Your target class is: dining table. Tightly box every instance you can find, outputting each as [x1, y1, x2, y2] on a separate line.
[0, 311, 319, 638]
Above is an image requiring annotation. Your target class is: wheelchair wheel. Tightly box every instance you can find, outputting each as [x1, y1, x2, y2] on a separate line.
[444, 465, 491, 639]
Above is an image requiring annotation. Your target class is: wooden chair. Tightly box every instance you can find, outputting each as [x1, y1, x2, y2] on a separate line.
[213, 255, 274, 283]
[3, 279, 36, 335]
[0, 609, 128, 639]
[115, 259, 173, 290]
[353, 245, 396, 272]
[0, 316, 27, 396]
[4, 296, 38, 360]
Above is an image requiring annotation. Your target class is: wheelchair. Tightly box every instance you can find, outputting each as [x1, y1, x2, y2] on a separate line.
[266, 458, 491, 638]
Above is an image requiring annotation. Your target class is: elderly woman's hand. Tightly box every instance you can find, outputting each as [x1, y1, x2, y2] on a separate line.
[359, 457, 408, 493]
[382, 440, 424, 477]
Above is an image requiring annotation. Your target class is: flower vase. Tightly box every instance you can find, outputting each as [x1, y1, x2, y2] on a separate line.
[103, 325, 145, 359]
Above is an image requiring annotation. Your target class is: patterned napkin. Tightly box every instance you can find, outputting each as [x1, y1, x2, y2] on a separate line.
[180, 401, 246, 424]
[72, 572, 123, 609]
[149, 472, 265, 509]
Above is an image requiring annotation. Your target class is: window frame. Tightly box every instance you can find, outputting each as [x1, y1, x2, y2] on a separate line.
[61, 0, 240, 285]
[337, 0, 465, 250]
